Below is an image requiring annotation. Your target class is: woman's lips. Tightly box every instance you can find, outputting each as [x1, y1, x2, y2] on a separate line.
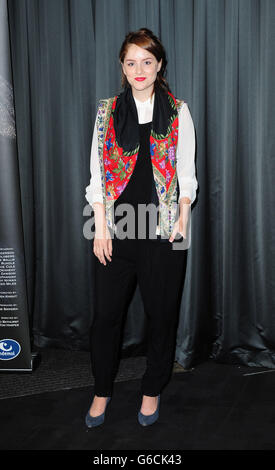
[135, 77, 146, 81]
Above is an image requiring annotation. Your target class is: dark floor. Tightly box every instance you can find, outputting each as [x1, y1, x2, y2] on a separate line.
[0, 347, 149, 399]
[1, 358, 275, 450]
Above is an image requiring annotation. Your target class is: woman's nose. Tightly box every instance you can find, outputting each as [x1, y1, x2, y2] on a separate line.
[136, 64, 143, 74]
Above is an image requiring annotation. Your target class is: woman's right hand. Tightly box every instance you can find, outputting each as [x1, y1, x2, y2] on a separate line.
[92, 202, 112, 266]
[94, 225, 112, 266]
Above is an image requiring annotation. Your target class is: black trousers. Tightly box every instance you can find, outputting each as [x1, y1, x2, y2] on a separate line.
[90, 237, 187, 397]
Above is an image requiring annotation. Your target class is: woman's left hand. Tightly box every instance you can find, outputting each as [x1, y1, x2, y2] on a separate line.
[169, 203, 190, 242]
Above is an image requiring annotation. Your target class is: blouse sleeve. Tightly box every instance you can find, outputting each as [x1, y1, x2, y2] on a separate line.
[176, 102, 198, 204]
[85, 109, 104, 208]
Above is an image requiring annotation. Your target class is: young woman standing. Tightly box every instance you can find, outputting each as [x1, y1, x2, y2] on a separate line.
[85, 28, 198, 427]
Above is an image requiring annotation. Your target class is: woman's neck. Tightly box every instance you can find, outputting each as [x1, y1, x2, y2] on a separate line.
[132, 87, 155, 103]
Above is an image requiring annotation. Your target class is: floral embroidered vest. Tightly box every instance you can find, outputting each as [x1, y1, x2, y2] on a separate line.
[96, 94, 185, 238]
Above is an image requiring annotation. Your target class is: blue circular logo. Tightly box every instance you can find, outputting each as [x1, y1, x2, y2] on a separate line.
[0, 339, 21, 360]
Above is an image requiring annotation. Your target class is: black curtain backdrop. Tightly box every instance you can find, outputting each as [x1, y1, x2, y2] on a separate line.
[7, 0, 275, 369]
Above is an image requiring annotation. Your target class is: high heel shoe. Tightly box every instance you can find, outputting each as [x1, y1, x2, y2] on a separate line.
[85, 396, 111, 428]
[138, 394, 160, 426]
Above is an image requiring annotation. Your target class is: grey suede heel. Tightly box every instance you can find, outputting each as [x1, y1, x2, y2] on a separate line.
[138, 394, 160, 426]
[85, 396, 111, 428]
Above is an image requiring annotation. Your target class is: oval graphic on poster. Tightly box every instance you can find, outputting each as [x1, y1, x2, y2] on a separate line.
[0, 339, 21, 360]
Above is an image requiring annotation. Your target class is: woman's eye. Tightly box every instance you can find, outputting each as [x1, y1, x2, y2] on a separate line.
[126, 61, 152, 66]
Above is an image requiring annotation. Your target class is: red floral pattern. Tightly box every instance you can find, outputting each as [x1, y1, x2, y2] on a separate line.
[103, 92, 179, 202]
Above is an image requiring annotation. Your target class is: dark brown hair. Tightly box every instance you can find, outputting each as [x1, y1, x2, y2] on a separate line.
[118, 28, 171, 96]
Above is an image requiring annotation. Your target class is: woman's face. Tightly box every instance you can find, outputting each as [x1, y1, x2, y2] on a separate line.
[121, 44, 162, 95]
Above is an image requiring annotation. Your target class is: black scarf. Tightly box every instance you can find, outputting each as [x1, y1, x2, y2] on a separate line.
[113, 83, 177, 152]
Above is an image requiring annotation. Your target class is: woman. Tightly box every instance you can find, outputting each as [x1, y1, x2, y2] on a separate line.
[85, 28, 198, 428]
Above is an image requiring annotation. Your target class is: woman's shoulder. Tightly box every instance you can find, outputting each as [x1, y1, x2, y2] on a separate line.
[98, 95, 116, 101]
[98, 95, 117, 105]
[96, 96, 117, 115]
[175, 96, 187, 113]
